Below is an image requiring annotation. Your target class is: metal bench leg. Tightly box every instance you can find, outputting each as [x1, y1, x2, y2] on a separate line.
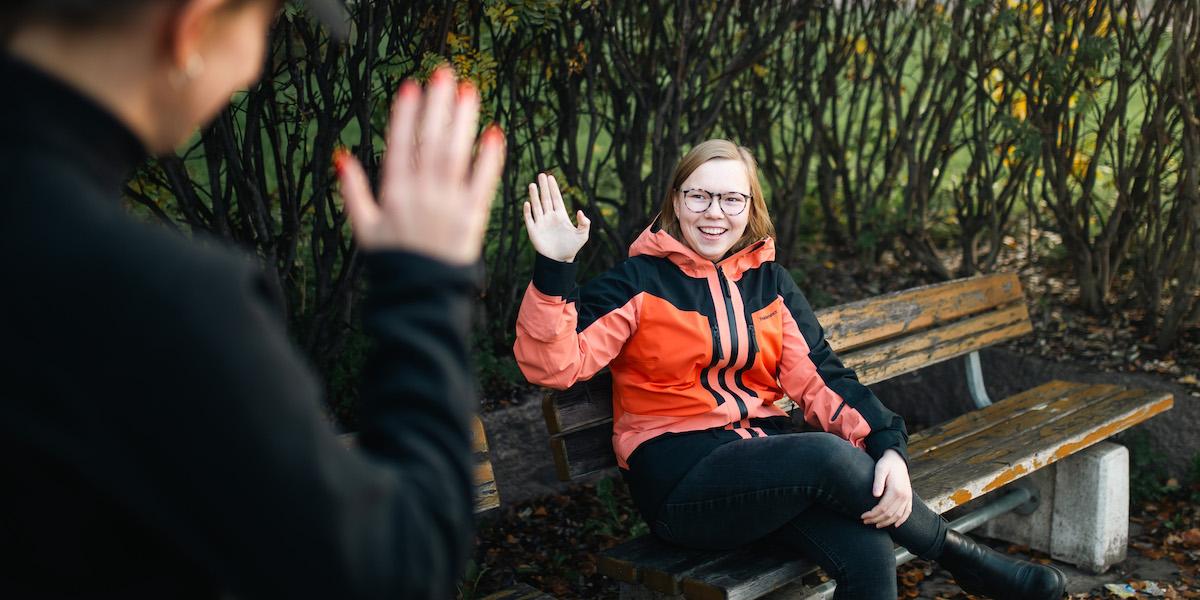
[983, 441, 1129, 573]
[965, 351, 992, 408]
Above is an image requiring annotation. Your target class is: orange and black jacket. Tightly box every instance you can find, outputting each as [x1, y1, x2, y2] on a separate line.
[515, 223, 908, 517]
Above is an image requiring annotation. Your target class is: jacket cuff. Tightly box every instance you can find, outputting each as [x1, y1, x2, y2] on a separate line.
[865, 428, 909, 466]
[532, 253, 577, 297]
[364, 251, 481, 295]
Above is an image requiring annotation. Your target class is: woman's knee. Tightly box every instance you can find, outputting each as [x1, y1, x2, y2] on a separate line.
[794, 433, 876, 481]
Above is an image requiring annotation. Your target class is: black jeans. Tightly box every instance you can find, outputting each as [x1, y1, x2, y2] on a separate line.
[651, 432, 949, 600]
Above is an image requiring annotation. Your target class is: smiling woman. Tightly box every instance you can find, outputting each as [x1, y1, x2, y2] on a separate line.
[514, 139, 1067, 600]
[659, 140, 774, 262]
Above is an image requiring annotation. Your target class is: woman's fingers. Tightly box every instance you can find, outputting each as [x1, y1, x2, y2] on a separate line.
[443, 80, 481, 182]
[522, 201, 536, 232]
[549, 175, 567, 213]
[382, 81, 420, 190]
[537, 172, 554, 216]
[418, 66, 455, 164]
[334, 149, 379, 240]
[576, 210, 590, 232]
[528, 183, 542, 220]
[862, 484, 908, 527]
[469, 125, 505, 209]
[872, 464, 888, 497]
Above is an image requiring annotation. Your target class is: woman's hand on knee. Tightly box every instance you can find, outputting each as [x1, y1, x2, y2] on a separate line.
[861, 448, 913, 529]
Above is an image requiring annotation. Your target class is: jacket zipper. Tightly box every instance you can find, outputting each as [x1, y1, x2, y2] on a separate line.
[831, 400, 847, 421]
[710, 321, 724, 361]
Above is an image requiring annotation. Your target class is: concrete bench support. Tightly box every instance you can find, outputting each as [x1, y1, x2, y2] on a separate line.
[982, 441, 1129, 573]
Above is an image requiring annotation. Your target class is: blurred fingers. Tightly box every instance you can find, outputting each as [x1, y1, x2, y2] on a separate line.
[468, 124, 505, 210]
[417, 65, 456, 167]
[382, 81, 420, 190]
[443, 80, 481, 181]
[334, 148, 379, 241]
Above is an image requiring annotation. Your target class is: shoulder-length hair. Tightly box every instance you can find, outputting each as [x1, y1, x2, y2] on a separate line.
[659, 139, 775, 256]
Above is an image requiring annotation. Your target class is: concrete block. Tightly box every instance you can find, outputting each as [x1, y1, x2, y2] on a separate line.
[1049, 441, 1128, 573]
[982, 441, 1128, 574]
[981, 466, 1054, 550]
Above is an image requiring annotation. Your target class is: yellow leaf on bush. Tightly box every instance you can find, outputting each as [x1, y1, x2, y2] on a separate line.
[1012, 92, 1027, 120]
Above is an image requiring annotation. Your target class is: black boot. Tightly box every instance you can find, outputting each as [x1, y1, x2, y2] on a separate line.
[937, 530, 1066, 599]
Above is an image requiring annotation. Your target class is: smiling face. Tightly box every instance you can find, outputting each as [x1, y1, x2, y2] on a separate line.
[672, 158, 752, 262]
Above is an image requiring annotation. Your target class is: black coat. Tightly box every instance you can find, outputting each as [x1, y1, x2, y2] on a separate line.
[0, 55, 478, 599]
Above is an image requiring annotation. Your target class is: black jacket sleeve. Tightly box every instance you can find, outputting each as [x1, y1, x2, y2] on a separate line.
[777, 265, 909, 464]
[9, 244, 480, 599]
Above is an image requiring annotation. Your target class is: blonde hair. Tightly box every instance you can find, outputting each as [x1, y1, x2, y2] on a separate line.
[659, 139, 775, 256]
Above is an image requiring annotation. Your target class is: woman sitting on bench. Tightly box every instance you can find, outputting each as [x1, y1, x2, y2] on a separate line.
[513, 139, 1065, 599]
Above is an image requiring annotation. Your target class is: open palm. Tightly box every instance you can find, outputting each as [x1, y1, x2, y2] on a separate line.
[523, 173, 590, 263]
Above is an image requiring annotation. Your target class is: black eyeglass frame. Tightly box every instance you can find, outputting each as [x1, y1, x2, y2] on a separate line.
[677, 188, 752, 216]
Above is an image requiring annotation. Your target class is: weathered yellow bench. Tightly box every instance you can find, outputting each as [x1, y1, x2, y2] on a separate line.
[541, 272, 1172, 599]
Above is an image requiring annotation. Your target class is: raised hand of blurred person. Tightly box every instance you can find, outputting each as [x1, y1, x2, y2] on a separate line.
[523, 172, 591, 263]
[335, 66, 505, 265]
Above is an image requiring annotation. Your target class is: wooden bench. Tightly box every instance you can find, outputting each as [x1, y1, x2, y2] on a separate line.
[539, 272, 1173, 599]
[339, 414, 500, 514]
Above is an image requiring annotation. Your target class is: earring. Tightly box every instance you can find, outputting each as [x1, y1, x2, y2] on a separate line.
[185, 54, 206, 79]
[168, 54, 206, 89]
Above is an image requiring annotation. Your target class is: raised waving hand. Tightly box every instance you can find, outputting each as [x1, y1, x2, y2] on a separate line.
[335, 66, 505, 265]
[523, 173, 590, 263]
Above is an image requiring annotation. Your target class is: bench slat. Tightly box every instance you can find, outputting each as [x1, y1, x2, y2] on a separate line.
[815, 272, 1024, 353]
[472, 415, 489, 453]
[598, 534, 724, 590]
[844, 302, 1032, 385]
[909, 382, 1128, 483]
[549, 424, 613, 481]
[907, 379, 1088, 460]
[914, 384, 1173, 513]
[474, 461, 500, 512]
[541, 370, 614, 435]
[679, 546, 819, 600]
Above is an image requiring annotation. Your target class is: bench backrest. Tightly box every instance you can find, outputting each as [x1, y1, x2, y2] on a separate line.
[542, 271, 1032, 481]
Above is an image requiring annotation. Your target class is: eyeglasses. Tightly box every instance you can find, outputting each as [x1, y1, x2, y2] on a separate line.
[679, 188, 752, 216]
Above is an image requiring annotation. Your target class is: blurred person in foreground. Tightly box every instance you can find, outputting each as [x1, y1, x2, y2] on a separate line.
[0, 0, 504, 598]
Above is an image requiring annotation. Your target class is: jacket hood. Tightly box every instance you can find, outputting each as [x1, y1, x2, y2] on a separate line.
[628, 218, 775, 280]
